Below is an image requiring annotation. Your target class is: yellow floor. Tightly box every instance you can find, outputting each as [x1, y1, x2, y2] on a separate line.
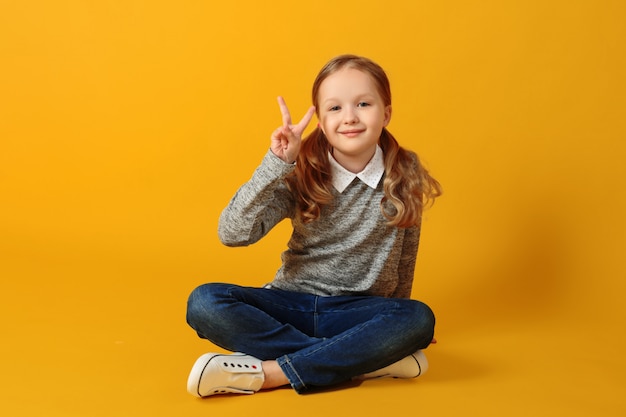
[1, 250, 624, 417]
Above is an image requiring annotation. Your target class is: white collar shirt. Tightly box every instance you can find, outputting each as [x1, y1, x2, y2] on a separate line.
[328, 145, 385, 193]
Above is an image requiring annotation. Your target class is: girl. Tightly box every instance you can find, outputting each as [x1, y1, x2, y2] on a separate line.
[186, 54, 442, 397]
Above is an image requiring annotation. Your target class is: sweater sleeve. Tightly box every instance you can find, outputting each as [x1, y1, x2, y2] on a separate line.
[218, 150, 296, 247]
[391, 225, 420, 299]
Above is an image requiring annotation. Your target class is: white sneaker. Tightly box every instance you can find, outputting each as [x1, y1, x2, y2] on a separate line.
[357, 350, 429, 380]
[187, 352, 265, 397]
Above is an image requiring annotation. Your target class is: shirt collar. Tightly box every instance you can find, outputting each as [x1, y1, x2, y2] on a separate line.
[329, 145, 385, 193]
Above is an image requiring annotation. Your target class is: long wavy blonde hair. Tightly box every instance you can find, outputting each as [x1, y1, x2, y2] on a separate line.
[286, 55, 442, 228]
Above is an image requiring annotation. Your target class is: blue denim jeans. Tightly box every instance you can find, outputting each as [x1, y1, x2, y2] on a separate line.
[186, 283, 435, 393]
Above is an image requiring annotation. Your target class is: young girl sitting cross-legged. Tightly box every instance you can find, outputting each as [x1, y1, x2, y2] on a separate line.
[186, 54, 442, 397]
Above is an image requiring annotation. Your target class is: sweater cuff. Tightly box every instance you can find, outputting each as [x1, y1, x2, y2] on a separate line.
[263, 149, 297, 174]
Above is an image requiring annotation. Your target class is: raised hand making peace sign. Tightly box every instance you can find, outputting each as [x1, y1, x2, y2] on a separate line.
[270, 96, 316, 164]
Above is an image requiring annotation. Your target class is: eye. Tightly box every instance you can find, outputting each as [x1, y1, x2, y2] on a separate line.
[357, 102, 371, 108]
[328, 105, 341, 111]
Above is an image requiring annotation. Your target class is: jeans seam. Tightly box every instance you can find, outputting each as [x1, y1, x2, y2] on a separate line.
[313, 296, 319, 337]
[299, 299, 402, 359]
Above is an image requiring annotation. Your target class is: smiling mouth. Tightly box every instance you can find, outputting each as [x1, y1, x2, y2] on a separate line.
[339, 129, 365, 137]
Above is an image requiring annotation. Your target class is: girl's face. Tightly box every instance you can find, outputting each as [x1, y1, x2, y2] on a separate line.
[317, 67, 392, 172]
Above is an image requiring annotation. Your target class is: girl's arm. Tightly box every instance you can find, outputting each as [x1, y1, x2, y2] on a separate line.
[392, 225, 420, 298]
[218, 151, 296, 246]
[218, 97, 315, 247]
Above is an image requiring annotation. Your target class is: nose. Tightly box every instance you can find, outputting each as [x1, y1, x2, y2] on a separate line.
[343, 106, 359, 124]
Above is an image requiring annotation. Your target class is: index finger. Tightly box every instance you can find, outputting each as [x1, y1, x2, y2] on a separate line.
[294, 105, 316, 135]
[277, 96, 292, 127]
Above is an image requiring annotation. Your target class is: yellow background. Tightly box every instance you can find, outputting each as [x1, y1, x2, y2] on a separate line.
[1, 1, 625, 416]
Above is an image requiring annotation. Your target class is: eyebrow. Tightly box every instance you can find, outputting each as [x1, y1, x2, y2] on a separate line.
[321, 93, 377, 105]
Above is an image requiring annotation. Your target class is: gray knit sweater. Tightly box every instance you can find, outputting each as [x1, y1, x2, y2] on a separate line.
[218, 150, 420, 298]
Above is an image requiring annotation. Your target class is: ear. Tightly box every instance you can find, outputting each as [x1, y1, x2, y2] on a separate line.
[383, 105, 392, 127]
[318, 123, 326, 136]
